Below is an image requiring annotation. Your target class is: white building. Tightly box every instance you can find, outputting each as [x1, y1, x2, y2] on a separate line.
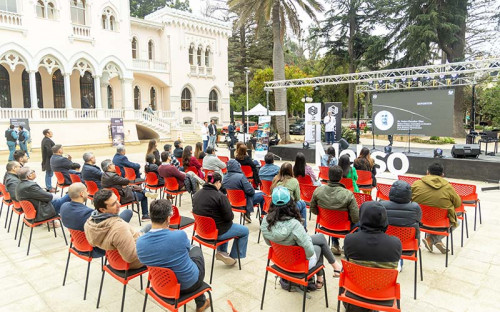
[0, 0, 231, 148]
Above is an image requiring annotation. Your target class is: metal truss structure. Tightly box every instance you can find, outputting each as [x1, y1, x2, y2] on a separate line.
[263, 58, 500, 92]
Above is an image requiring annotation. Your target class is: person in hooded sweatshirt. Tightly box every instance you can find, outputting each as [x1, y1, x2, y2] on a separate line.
[411, 162, 461, 254]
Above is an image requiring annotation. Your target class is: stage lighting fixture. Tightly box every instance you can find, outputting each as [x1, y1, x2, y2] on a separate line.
[303, 141, 310, 149]
[389, 78, 395, 83]
[412, 77, 418, 81]
[451, 73, 458, 80]
[434, 148, 443, 158]
[384, 145, 392, 154]
[401, 77, 407, 82]
[439, 74, 445, 80]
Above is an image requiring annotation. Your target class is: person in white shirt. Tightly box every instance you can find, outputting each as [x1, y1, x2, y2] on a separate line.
[201, 122, 209, 152]
[324, 110, 336, 145]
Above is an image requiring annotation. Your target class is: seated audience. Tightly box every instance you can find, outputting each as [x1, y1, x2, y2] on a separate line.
[223, 160, 264, 223]
[4, 161, 21, 201]
[145, 154, 165, 187]
[50, 144, 73, 185]
[339, 154, 359, 192]
[14, 150, 28, 167]
[293, 152, 320, 185]
[81, 152, 103, 188]
[310, 166, 359, 255]
[202, 147, 226, 175]
[411, 163, 461, 254]
[194, 142, 206, 160]
[69, 163, 82, 179]
[182, 145, 203, 178]
[136, 199, 211, 312]
[84, 189, 151, 269]
[113, 145, 141, 178]
[193, 172, 249, 265]
[163, 145, 182, 170]
[321, 147, 338, 167]
[261, 187, 343, 290]
[353, 147, 377, 186]
[259, 152, 280, 181]
[146, 139, 161, 165]
[158, 152, 204, 192]
[173, 140, 184, 158]
[235, 144, 260, 185]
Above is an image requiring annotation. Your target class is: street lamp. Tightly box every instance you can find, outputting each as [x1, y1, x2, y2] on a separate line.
[245, 67, 250, 139]
[301, 94, 313, 103]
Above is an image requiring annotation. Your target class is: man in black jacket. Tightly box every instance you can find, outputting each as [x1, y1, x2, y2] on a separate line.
[173, 140, 184, 158]
[16, 167, 70, 222]
[4, 161, 21, 201]
[81, 152, 102, 188]
[5, 124, 18, 161]
[50, 144, 73, 185]
[41, 129, 55, 192]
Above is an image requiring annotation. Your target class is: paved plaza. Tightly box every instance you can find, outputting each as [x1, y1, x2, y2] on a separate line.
[0, 142, 499, 312]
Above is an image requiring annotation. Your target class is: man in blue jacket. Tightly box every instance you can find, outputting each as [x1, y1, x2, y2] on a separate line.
[112, 145, 141, 178]
[5, 125, 18, 161]
[81, 152, 103, 188]
[258, 153, 280, 181]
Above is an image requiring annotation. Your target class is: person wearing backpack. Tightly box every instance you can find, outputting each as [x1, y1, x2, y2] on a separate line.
[18, 125, 30, 157]
[5, 125, 18, 161]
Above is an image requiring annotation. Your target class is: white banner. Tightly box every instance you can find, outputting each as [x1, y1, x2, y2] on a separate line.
[305, 103, 322, 143]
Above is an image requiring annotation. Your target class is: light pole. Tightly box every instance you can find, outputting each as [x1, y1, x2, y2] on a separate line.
[245, 67, 250, 140]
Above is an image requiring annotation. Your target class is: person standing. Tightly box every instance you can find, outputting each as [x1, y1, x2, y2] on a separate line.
[18, 126, 30, 158]
[208, 119, 217, 149]
[41, 129, 55, 192]
[201, 122, 209, 152]
[228, 121, 236, 149]
[323, 110, 335, 145]
[5, 125, 18, 161]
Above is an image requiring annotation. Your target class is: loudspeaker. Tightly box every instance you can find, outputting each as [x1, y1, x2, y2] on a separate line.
[451, 144, 480, 158]
[339, 138, 349, 151]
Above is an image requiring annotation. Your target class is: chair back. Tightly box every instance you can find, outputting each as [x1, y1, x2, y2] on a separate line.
[115, 166, 122, 176]
[340, 259, 399, 300]
[185, 166, 198, 175]
[124, 167, 137, 181]
[356, 170, 373, 186]
[397, 175, 420, 185]
[70, 174, 82, 183]
[106, 250, 130, 271]
[169, 206, 181, 227]
[386, 225, 418, 251]
[218, 156, 229, 164]
[263, 195, 272, 214]
[353, 192, 373, 208]
[145, 172, 159, 186]
[376, 183, 392, 201]
[226, 189, 247, 208]
[107, 188, 122, 202]
[420, 204, 450, 228]
[13, 200, 22, 210]
[261, 180, 273, 195]
[0, 183, 11, 201]
[449, 182, 477, 201]
[317, 206, 351, 232]
[202, 169, 215, 181]
[340, 178, 354, 192]
[299, 183, 317, 203]
[54, 171, 66, 185]
[19, 200, 36, 220]
[176, 157, 183, 165]
[268, 241, 308, 274]
[296, 175, 313, 185]
[147, 266, 181, 299]
[260, 160, 265, 167]
[318, 166, 329, 181]
[164, 177, 181, 191]
[85, 180, 99, 196]
[192, 213, 218, 240]
[240, 165, 253, 178]
[69, 229, 93, 252]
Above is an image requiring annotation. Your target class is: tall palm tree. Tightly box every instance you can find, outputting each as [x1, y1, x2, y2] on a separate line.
[228, 0, 323, 141]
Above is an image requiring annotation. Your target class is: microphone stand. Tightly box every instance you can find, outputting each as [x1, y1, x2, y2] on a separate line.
[403, 114, 419, 155]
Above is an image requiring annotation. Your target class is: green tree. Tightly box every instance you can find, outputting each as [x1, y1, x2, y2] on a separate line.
[476, 81, 500, 127]
[130, 0, 191, 18]
[228, 0, 323, 141]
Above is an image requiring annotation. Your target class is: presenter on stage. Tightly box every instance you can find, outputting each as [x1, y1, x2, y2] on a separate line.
[324, 109, 336, 145]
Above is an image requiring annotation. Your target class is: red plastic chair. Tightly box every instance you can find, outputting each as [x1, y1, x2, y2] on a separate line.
[143, 266, 213, 312]
[397, 175, 420, 185]
[217, 155, 229, 164]
[315, 206, 355, 243]
[296, 175, 313, 185]
[376, 183, 392, 201]
[260, 160, 266, 167]
[96, 250, 148, 312]
[108, 188, 141, 226]
[7, 200, 23, 240]
[185, 166, 198, 175]
[18, 200, 68, 255]
[420, 204, 453, 267]
[240, 165, 256, 187]
[70, 173, 82, 183]
[318, 166, 330, 182]
[257, 195, 272, 243]
[115, 166, 122, 176]
[85, 180, 99, 201]
[226, 189, 248, 225]
[191, 213, 241, 283]
[169, 205, 194, 230]
[337, 259, 401, 312]
[450, 181, 480, 231]
[202, 169, 214, 182]
[454, 203, 468, 247]
[124, 167, 144, 185]
[356, 170, 374, 193]
[145, 172, 164, 197]
[340, 178, 354, 192]
[0, 183, 13, 229]
[163, 177, 187, 207]
[260, 242, 328, 312]
[386, 225, 423, 300]
[54, 171, 71, 196]
[176, 157, 183, 165]
[62, 229, 103, 300]
[299, 183, 318, 220]
[353, 192, 373, 208]
[260, 180, 273, 196]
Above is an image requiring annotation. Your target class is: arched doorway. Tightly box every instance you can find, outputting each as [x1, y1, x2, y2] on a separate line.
[134, 86, 140, 110]
[107, 85, 113, 109]
[150, 87, 156, 110]
[0, 65, 11, 108]
[22, 70, 30, 108]
[52, 69, 65, 108]
[181, 87, 192, 111]
[79, 71, 95, 108]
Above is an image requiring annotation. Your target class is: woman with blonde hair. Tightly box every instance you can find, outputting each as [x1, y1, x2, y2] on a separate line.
[194, 142, 206, 160]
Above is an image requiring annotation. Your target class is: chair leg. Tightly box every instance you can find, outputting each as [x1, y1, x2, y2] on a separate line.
[337, 298, 341, 312]
[450, 229, 454, 255]
[26, 227, 34, 256]
[0, 201, 3, 219]
[7, 209, 13, 233]
[445, 235, 449, 267]
[96, 269, 105, 308]
[209, 249, 215, 284]
[61, 225, 68, 245]
[260, 269, 269, 310]
[323, 270, 329, 307]
[461, 217, 464, 248]
[302, 281, 307, 312]
[53, 221, 57, 238]
[208, 291, 214, 312]
[257, 229, 261, 244]
[140, 275, 143, 290]
[120, 284, 127, 312]
[142, 280, 150, 312]
[419, 248, 423, 281]
[63, 251, 71, 286]
[414, 258, 417, 300]
[83, 261, 91, 300]
[236, 240, 241, 270]
[474, 202, 478, 231]
[18, 221, 24, 247]
[465, 213, 469, 238]
[14, 213, 21, 240]
[479, 201, 482, 224]
[3, 204, 10, 228]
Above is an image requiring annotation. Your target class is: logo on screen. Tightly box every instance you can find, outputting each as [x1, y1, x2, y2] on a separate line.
[374, 110, 394, 131]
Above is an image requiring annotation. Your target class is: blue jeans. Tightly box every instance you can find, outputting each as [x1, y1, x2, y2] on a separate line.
[250, 192, 265, 214]
[19, 141, 29, 157]
[45, 170, 54, 190]
[325, 132, 334, 144]
[203, 140, 208, 152]
[119, 210, 133, 223]
[217, 223, 249, 259]
[52, 194, 71, 214]
[134, 191, 149, 217]
[7, 141, 16, 161]
[296, 200, 307, 228]
[208, 135, 216, 148]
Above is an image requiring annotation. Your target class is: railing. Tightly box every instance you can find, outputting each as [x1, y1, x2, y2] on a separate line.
[72, 24, 91, 37]
[198, 66, 205, 75]
[190, 65, 197, 74]
[133, 59, 169, 72]
[0, 10, 22, 26]
[159, 111, 176, 119]
[39, 109, 68, 119]
[72, 109, 98, 119]
[104, 109, 124, 119]
[0, 108, 32, 119]
[206, 67, 213, 76]
[135, 110, 171, 133]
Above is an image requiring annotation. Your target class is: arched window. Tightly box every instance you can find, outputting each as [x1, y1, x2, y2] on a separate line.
[197, 46, 202, 66]
[134, 86, 140, 110]
[181, 88, 192, 111]
[110, 15, 115, 30]
[148, 40, 154, 60]
[52, 69, 65, 108]
[22, 70, 30, 108]
[205, 47, 211, 67]
[0, 65, 11, 108]
[47, 2, 55, 19]
[209, 90, 218, 112]
[0, 0, 17, 12]
[150, 87, 156, 110]
[36, 0, 45, 18]
[36, 1, 56, 19]
[102, 7, 117, 31]
[36, 72, 43, 108]
[79, 71, 94, 108]
[107, 85, 113, 109]
[70, 0, 86, 25]
[131, 37, 138, 59]
[188, 44, 194, 65]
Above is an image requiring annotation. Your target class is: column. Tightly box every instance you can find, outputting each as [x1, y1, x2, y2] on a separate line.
[122, 78, 134, 119]
[29, 70, 38, 109]
[63, 73, 72, 109]
[93, 75, 102, 109]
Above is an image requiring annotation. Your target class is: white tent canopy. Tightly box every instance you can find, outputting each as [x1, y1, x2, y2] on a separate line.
[233, 103, 286, 116]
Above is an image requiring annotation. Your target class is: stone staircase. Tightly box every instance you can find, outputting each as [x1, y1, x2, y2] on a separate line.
[135, 110, 176, 140]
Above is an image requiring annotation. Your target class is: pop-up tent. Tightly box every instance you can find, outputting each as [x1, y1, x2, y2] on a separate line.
[233, 103, 286, 116]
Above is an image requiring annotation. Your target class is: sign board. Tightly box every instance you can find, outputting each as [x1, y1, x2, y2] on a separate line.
[305, 103, 322, 143]
[323, 102, 342, 141]
[110, 118, 124, 146]
[256, 115, 271, 152]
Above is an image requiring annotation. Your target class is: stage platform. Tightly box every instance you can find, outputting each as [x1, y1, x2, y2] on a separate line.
[269, 143, 500, 182]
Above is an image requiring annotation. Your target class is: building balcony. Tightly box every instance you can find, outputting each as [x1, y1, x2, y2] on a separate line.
[188, 65, 214, 78]
[0, 10, 23, 32]
[70, 24, 93, 43]
[133, 59, 169, 73]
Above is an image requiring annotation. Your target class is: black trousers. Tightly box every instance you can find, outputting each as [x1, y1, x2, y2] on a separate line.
[180, 246, 206, 308]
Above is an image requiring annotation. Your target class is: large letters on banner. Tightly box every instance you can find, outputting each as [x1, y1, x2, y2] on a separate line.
[323, 102, 342, 142]
[305, 103, 322, 143]
[110, 118, 124, 146]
